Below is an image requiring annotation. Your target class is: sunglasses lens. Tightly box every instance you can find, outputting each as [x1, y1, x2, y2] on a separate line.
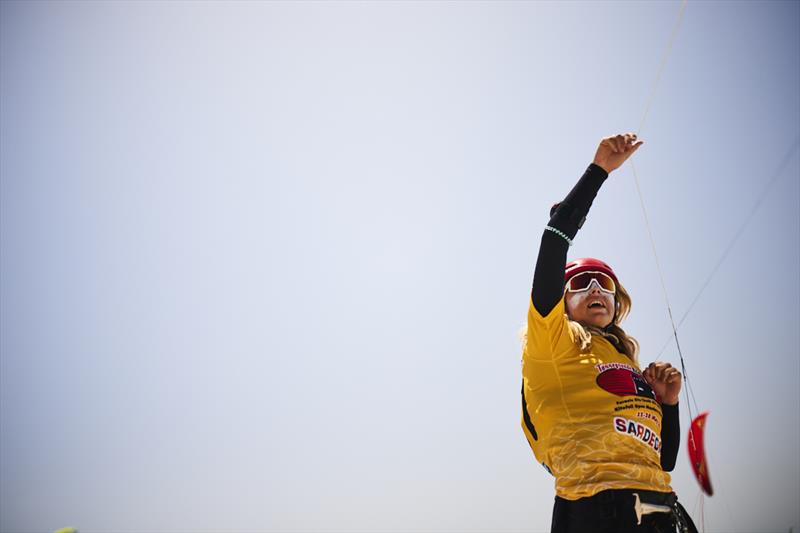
[567, 272, 616, 293]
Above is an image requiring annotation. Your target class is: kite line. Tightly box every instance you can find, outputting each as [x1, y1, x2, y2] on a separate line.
[655, 137, 800, 358]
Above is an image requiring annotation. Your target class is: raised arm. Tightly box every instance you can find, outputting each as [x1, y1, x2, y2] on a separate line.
[531, 133, 643, 316]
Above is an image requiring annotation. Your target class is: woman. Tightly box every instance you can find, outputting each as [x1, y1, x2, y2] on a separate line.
[521, 133, 697, 533]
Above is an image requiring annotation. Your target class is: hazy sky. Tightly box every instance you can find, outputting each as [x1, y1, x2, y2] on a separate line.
[1, 1, 798, 532]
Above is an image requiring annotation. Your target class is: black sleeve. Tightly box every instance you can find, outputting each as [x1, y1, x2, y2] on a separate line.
[660, 403, 680, 471]
[531, 163, 609, 316]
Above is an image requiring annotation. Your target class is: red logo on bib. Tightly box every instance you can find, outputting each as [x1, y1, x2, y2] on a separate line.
[595, 365, 657, 400]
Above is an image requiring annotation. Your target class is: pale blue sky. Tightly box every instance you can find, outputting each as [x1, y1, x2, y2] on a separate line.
[1, 1, 798, 532]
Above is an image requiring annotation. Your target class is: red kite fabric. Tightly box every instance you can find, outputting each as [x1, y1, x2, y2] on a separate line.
[688, 412, 713, 496]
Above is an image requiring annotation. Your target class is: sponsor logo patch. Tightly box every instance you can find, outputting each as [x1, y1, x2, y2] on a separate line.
[613, 416, 661, 453]
[595, 363, 658, 400]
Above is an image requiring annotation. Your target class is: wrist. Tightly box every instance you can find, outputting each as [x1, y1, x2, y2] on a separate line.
[591, 159, 613, 174]
[662, 397, 679, 406]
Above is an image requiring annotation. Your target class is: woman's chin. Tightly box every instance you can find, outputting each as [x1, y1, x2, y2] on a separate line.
[582, 318, 612, 329]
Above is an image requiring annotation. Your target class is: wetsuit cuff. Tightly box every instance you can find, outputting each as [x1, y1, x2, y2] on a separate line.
[587, 162, 609, 180]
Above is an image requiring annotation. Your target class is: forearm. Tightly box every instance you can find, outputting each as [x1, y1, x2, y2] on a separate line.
[660, 403, 680, 471]
[531, 163, 609, 316]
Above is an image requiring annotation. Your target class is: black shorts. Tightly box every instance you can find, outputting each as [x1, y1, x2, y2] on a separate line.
[550, 489, 697, 533]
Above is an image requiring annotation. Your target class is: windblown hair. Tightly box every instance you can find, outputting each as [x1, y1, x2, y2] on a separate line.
[565, 281, 639, 365]
[520, 282, 640, 365]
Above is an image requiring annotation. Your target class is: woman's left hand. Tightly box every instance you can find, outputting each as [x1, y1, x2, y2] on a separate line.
[643, 362, 682, 406]
[592, 133, 644, 174]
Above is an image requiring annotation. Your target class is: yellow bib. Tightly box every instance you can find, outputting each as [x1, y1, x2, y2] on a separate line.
[521, 296, 672, 500]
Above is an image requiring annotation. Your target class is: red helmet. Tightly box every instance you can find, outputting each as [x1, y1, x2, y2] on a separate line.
[564, 258, 619, 284]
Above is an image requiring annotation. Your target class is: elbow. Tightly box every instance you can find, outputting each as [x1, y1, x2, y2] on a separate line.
[660, 458, 677, 472]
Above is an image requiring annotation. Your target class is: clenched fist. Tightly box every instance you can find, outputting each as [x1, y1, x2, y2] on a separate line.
[643, 361, 682, 406]
[593, 133, 644, 174]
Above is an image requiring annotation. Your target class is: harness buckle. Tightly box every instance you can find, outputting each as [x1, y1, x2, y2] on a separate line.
[633, 493, 672, 525]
